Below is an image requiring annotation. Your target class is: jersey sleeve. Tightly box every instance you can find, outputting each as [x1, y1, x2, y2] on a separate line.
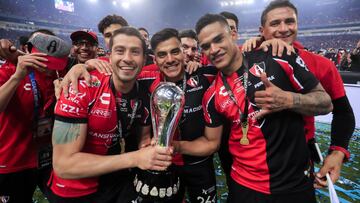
[274, 53, 319, 94]
[202, 86, 224, 127]
[196, 65, 218, 83]
[54, 79, 92, 123]
[315, 56, 345, 100]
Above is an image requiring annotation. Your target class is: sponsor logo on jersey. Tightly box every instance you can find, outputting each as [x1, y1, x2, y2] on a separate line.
[187, 76, 199, 88]
[23, 83, 31, 91]
[296, 56, 309, 71]
[91, 108, 112, 118]
[249, 61, 266, 77]
[100, 93, 111, 105]
[59, 103, 80, 115]
[183, 105, 202, 114]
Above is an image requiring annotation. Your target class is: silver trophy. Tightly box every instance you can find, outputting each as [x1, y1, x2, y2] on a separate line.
[134, 82, 185, 201]
[151, 82, 185, 147]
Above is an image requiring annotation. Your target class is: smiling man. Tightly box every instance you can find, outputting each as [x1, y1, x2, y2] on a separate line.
[70, 30, 98, 64]
[48, 27, 172, 203]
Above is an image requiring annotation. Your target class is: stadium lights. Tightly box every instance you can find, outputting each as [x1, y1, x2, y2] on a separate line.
[112, 1, 117, 6]
[121, 1, 130, 9]
[220, 0, 254, 7]
[88, 0, 97, 3]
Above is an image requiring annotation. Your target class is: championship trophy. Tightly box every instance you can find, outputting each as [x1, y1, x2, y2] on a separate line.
[134, 82, 185, 201]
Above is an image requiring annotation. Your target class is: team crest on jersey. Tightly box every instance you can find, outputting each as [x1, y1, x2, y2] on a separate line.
[249, 62, 266, 77]
[296, 56, 309, 71]
[130, 99, 141, 111]
[90, 76, 101, 87]
[187, 76, 199, 88]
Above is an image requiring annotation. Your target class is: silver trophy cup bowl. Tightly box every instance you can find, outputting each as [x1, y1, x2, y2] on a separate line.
[134, 82, 185, 201]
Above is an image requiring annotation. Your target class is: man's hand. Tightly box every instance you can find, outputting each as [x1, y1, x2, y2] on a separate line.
[259, 39, 295, 57]
[186, 60, 202, 75]
[15, 53, 48, 80]
[254, 73, 293, 119]
[60, 64, 91, 98]
[314, 150, 345, 189]
[0, 39, 19, 64]
[85, 59, 112, 75]
[135, 146, 173, 171]
[242, 36, 262, 52]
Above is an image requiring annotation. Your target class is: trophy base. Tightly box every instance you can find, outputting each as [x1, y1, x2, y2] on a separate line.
[134, 165, 180, 201]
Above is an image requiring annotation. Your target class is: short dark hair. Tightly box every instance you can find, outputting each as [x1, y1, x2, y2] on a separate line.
[98, 14, 128, 34]
[261, 0, 298, 26]
[195, 13, 229, 35]
[150, 28, 180, 51]
[109, 26, 146, 56]
[220, 11, 239, 31]
[138, 27, 149, 35]
[179, 29, 197, 41]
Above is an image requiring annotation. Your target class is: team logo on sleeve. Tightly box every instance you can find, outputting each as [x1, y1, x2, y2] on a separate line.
[187, 76, 199, 87]
[296, 56, 309, 71]
[249, 62, 266, 77]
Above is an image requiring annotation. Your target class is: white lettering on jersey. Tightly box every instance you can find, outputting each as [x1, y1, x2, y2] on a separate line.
[60, 103, 80, 115]
[100, 93, 111, 105]
[23, 83, 31, 91]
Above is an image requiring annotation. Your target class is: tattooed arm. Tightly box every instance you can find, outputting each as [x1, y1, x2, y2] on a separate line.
[255, 74, 333, 118]
[52, 120, 173, 179]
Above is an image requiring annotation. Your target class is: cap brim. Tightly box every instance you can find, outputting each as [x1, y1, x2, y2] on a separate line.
[70, 31, 98, 44]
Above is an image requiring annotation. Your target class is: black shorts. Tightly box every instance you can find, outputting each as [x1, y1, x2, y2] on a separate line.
[0, 169, 38, 203]
[227, 178, 316, 203]
[45, 170, 139, 203]
[172, 157, 217, 203]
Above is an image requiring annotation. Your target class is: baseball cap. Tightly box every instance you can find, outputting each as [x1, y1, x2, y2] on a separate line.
[28, 33, 71, 70]
[70, 29, 98, 44]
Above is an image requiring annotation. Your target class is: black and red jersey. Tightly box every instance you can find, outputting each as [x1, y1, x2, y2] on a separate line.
[203, 50, 319, 194]
[138, 67, 217, 164]
[50, 70, 150, 198]
[0, 61, 57, 173]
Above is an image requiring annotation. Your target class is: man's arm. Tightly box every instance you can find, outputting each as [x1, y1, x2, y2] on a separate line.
[254, 73, 333, 118]
[174, 125, 223, 157]
[52, 120, 172, 179]
[0, 53, 47, 112]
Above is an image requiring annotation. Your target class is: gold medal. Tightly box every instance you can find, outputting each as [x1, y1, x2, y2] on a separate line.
[120, 138, 126, 154]
[240, 120, 249, 145]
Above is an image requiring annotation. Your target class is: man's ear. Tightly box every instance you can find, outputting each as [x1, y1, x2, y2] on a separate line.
[230, 30, 238, 42]
[259, 26, 264, 36]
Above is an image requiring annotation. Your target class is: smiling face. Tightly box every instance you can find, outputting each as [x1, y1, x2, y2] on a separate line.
[198, 22, 239, 74]
[154, 37, 185, 82]
[109, 34, 144, 83]
[180, 37, 198, 63]
[72, 39, 97, 63]
[260, 7, 298, 45]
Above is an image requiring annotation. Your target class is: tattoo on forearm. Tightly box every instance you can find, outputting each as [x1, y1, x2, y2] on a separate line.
[53, 120, 81, 144]
[291, 85, 332, 116]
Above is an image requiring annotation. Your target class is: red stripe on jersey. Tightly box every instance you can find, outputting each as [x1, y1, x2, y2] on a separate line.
[273, 58, 303, 91]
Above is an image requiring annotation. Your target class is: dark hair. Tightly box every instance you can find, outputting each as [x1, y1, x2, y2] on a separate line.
[195, 13, 229, 35]
[150, 28, 180, 51]
[19, 36, 29, 46]
[109, 26, 146, 56]
[29, 29, 55, 39]
[261, 0, 298, 26]
[98, 14, 128, 34]
[179, 29, 197, 41]
[219, 11, 239, 31]
[138, 27, 149, 35]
